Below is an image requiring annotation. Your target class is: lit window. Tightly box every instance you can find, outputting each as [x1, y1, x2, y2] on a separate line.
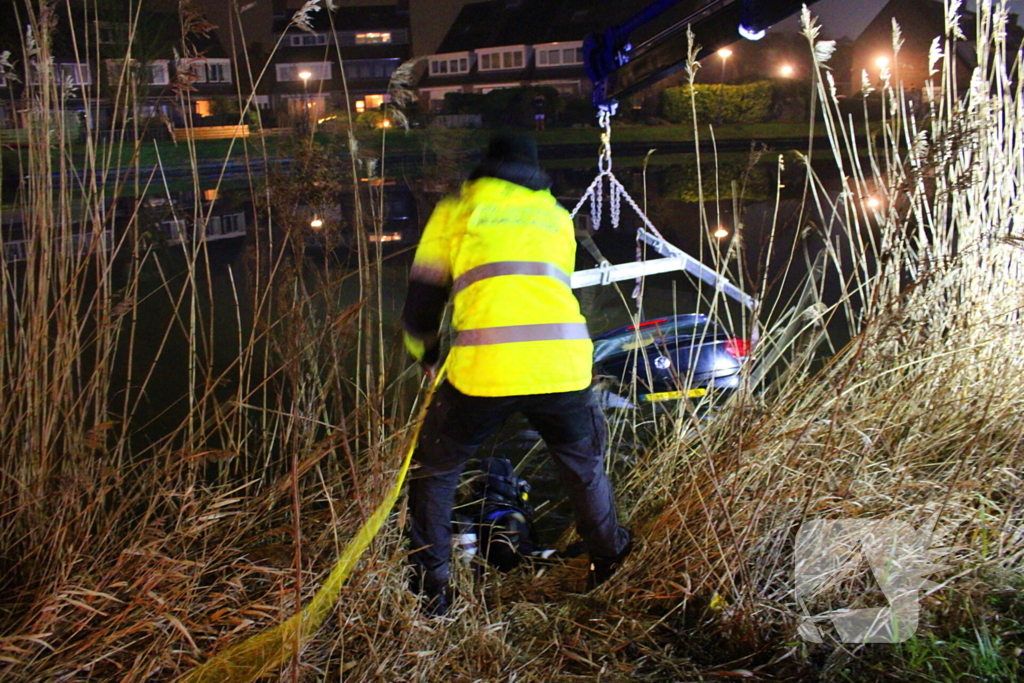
[355, 32, 391, 44]
[203, 189, 219, 201]
[195, 100, 213, 117]
[355, 100, 365, 113]
[364, 94, 385, 109]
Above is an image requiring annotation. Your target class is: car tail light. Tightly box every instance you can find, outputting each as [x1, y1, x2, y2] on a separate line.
[626, 317, 668, 331]
[724, 338, 751, 359]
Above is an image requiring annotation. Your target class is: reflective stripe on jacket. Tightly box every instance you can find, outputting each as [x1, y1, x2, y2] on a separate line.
[404, 177, 593, 397]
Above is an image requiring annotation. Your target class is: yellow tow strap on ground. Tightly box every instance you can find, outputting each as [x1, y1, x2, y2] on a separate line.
[179, 370, 442, 683]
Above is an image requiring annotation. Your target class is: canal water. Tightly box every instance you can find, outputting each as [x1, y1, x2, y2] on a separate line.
[7, 147, 853, 548]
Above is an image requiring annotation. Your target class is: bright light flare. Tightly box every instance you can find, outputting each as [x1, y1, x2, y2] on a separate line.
[866, 196, 881, 209]
[780, 64, 794, 77]
[717, 48, 733, 59]
[310, 218, 324, 229]
[875, 56, 889, 69]
[298, 70, 312, 81]
[714, 227, 729, 239]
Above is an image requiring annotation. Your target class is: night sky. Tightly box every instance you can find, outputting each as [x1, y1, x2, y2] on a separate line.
[414, 0, 1024, 54]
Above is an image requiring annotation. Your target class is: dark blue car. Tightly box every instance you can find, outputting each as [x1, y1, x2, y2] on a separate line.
[592, 314, 751, 404]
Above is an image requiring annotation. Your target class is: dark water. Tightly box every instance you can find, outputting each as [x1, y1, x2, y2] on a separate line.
[40, 151, 850, 544]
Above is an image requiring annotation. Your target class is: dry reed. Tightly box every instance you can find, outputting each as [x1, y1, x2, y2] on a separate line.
[1, 0, 1022, 681]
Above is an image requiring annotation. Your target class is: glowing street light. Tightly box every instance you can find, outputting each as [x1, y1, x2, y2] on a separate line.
[875, 56, 889, 69]
[866, 196, 881, 209]
[299, 70, 312, 131]
[780, 64, 794, 77]
[714, 226, 730, 239]
[310, 218, 324, 229]
[716, 48, 733, 125]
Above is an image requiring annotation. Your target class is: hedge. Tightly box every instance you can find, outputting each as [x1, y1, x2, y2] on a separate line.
[660, 81, 774, 124]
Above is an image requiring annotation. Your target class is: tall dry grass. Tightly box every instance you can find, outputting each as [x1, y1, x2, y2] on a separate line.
[1, 0, 1022, 681]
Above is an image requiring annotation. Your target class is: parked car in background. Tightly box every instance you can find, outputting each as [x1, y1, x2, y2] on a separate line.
[592, 314, 751, 406]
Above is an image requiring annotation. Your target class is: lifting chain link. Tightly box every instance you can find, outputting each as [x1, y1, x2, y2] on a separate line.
[568, 108, 675, 303]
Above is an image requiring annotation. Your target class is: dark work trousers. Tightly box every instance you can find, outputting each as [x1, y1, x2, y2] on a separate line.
[407, 380, 630, 586]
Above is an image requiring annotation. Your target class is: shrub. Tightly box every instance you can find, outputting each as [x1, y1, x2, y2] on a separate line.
[443, 86, 561, 128]
[660, 81, 774, 124]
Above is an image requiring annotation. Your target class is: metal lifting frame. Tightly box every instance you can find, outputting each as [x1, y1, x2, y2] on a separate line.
[567, 109, 756, 311]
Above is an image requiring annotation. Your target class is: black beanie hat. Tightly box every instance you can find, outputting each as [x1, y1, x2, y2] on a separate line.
[468, 133, 551, 190]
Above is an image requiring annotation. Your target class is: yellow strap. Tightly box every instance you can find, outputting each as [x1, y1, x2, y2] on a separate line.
[178, 366, 445, 683]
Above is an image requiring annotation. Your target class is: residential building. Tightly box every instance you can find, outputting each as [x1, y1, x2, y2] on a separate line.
[265, 2, 412, 123]
[0, 1, 239, 133]
[418, 0, 616, 113]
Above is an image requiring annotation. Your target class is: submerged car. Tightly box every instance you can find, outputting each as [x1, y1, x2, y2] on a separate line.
[592, 314, 751, 405]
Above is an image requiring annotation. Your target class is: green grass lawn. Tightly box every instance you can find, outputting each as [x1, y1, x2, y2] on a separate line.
[45, 121, 831, 173]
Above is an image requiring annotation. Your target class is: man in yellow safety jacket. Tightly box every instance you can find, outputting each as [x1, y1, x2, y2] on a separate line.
[402, 134, 632, 616]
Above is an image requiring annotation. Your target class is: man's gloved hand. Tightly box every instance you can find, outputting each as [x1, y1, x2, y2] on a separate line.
[421, 343, 441, 382]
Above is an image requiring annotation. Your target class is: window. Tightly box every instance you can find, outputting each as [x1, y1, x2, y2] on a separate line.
[343, 59, 399, 81]
[195, 100, 213, 117]
[177, 58, 206, 83]
[355, 32, 391, 44]
[206, 59, 231, 83]
[535, 43, 584, 68]
[364, 94, 386, 109]
[255, 95, 271, 110]
[57, 63, 92, 86]
[429, 54, 469, 76]
[290, 33, 328, 47]
[148, 61, 170, 85]
[276, 62, 332, 82]
[479, 48, 524, 71]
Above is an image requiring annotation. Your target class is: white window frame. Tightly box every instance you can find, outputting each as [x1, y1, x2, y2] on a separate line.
[429, 51, 471, 76]
[148, 60, 170, 85]
[205, 58, 232, 84]
[57, 63, 92, 86]
[289, 33, 328, 47]
[275, 61, 333, 82]
[177, 58, 207, 83]
[534, 41, 583, 68]
[477, 45, 526, 72]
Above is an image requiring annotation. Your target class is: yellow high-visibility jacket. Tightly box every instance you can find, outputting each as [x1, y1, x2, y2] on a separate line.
[403, 177, 593, 397]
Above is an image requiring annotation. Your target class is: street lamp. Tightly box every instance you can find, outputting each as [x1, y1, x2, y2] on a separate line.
[716, 48, 732, 125]
[299, 70, 312, 131]
[713, 226, 730, 239]
[780, 64, 794, 77]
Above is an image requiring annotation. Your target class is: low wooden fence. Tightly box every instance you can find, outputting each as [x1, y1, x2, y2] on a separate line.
[172, 125, 251, 142]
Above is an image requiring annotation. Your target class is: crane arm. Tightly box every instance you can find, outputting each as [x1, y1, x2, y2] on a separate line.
[585, 0, 821, 107]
